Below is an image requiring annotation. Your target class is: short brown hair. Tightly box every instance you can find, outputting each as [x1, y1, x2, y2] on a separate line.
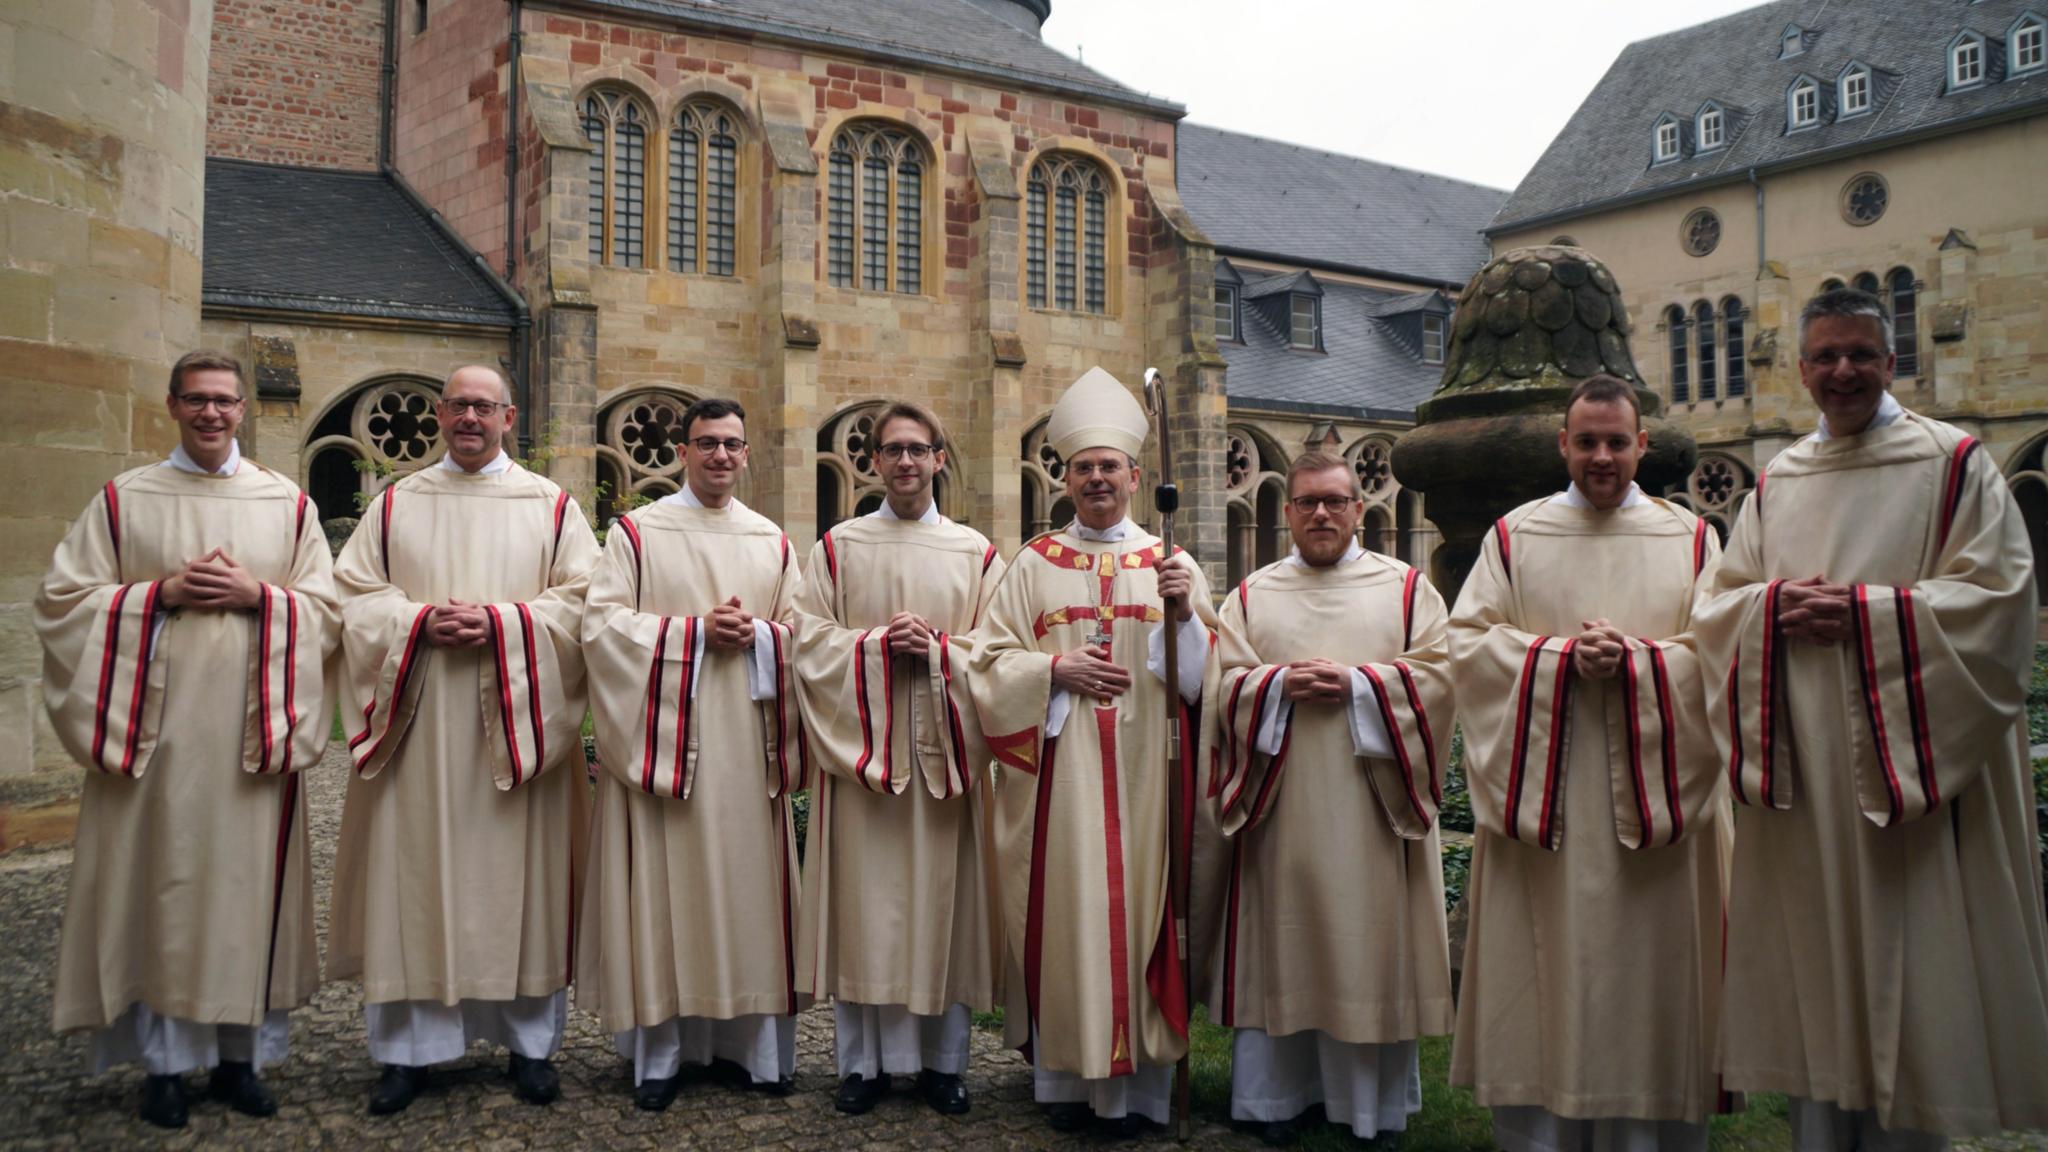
[681, 396, 746, 441]
[1563, 374, 1641, 429]
[1285, 449, 1361, 500]
[168, 350, 245, 397]
[864, 401, 949, 458]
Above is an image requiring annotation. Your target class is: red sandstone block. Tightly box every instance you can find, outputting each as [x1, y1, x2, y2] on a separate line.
[827, 62, 857, 80]
[633, 29, 662, 49]
[570, 40, 599, 64]
[857, 67, 881, 84]
[825, 89, 857, 109]
[1078, 109, 1099, 128]
[809, 75, 829, 86]
[855, 84, 882, 101]
[468, 72, 495, 100]
[610, 25, 630, 44]
[940, 98, 968, 114]
[753, 45, 800, 69]
[678, 55, 706, 70]
[886, 72, 907, 88]
[883, 87, 912, 107]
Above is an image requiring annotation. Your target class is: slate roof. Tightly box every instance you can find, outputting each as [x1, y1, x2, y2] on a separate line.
[585, 0, 1180, 114]
[203, 160, 520, 328]
[1491, 0, 2048, 232]
[1223, 275, 1447, 420]
[1177, 123, 1509, 286]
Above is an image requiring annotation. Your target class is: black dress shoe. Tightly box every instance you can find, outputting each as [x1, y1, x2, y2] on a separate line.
[914, 1069, 969, 1115]
[706, 1056, 751, 1088]
[834, 1072, 888, 1114]
[208, 1060, 277, 1117]
[139, 1074, 188, 1130]
[367, 1064, 427, 1115]
[760, 1073, 796, 1097]
[1044, 1101, 1092, 1132]
[508, 1053, 560, 1106]
[1103, 1112, 1159, 1141]
[634, 1073, 680, 1112]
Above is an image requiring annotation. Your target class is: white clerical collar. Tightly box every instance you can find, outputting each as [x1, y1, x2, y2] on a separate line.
[660, 482, 747, 513]
[870, 498, 942, 524]
[1067, 516, 1137, 542]
[438, 449, 512, 475]
[164, 440, 241, 476]
[1554, 481, 1647, 509]
[1285, 539, 1365, 568]
[1814, 390, 1904, 442]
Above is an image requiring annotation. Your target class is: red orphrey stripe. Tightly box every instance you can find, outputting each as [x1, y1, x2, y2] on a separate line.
[518, 603, 544, 773]
[1022, 733, 1060, 1047]
[350, 605, 432, 754]
[1895, 587, 1937, 809]
[1853, 586, 1906, 824]
[1939, 438, 1979, 552]
[1220, 839, 1244, 1026]
[1759, 580, 1783, 803]
[1495, 519, 1513, 584]
[821, 530, 839, 583]
[851, 629, 878, 789]
[1397, 662, 1441, 806]
[92, 584, 132, 772]
[938, 634, 971, 797]
[280, 588, 300, 774]
[770, 622, 791, 794]
[1246, 718, 1294, 829]
[1224, 666, 1285, 814]
[673, 617, 694, 798]
[982, 543, 998, 573]
[1362, 663, 1429, 827]
[1093, 705, 1134, 1076]
[379, 486, 394, 579]
[258, 584, 276, 774]
[551, 490, 571, 551]
[487, 606, 523, 786]
[777, 793, 797, 1015]
[1724, 657, 1748, 804]
[1504, 636, 1548, 842]
[1401, 569, 1419, 651]
[1692, 519, 1709, 576]
[643, 617, 669, 793]
[1647, 643, 1683, 845]
[1537, 639, 1578, 849]
[1620, 646, 1654, 847]
[103, 481, 122, 569]
[617, 516, 645, 608]
[879, 626, 896, 792]
[262, 772, 299, 1009]
[118, 581, 162, 776]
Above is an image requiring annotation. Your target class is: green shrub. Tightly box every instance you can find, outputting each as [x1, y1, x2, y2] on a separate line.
[2030, 643, 2048, 745]
[1441, 839, 1473, 915]
[1440, 725, 1474, 834]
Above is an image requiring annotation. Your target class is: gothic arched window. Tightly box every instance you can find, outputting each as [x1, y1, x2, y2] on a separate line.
[582, 89, 649, 267]
[827, 123, 927, 294]
[1721, 296, 1748, 398]
[1026, 154, 1113, 313]
[669, 100, 740, 276]
[1666, 305, 1689, 403]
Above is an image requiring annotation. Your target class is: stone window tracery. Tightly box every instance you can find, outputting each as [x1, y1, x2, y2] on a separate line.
[1841, 172, 1888, 226]
[582, 89, 648, 268]
[827, 123, 926, 294]
[595, 389, 697, 523]
[669, 100, 739, 276]
[301, 377, 444, 526]
[1026, 154, 1112, 313]
[1681, 208, 1720, 257]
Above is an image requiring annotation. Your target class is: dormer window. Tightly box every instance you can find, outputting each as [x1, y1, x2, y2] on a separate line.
[1840, 65, 1871, 116]
[1290, 294, 1322, 350]
[2013, 15, 2045, 74]
[1780, 24, 1807, 59]
[1952, 34, 1986, 89]
[1697, 105, 1725, 151]
[1422, 315, 1446, 364]
[1789, 79, 1820, 129]
[1654, 117, 1681, 163]
[1214, 285, 1239, 342]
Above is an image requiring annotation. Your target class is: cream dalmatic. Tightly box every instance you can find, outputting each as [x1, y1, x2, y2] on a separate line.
[1448, 492, 1732, 1133]
[328, 463, 598, 1012]
[1696, 409, 2048, 1136]
[39, 462, 336, 1050]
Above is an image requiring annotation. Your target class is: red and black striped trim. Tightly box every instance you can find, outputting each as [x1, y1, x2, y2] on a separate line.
[485, 605, 525, 786]
[821, 530, 839, 584]
[1400, 568, 1421, 652]
[279, 588, 300, 774]
[1692, 518, 1710, 577]
[1851, 585, 1906, 825]
[102, 482, 122, 570]
[1894, 587, 1937, 809]
[775, 793, 798, 1015]
[1219, 838, 1245, 1026]
[518, 604, 545, 772]
[1724, 657, 1748, 804]
[1621, 647, 1654, 847]
[1396, 661, 1441, 806]
[1361, 663, 1429, 827]
[348, 605, 432, 768]
[670, 617, 696, 799]
[261, 772, 300, 1010]
[616, 515, 645, 609]
[1504, 636, 1548, 841]
[1535, 639, 1577, 848]
[642, 618, 669, 793]
[1236, 579, 1250, 618]
[1493, 518, 1513, 585]
[851, 628, 879, 790]
[116, 581, 162, 776]
[937, 634, 972, 797]
[1647, 643, 1681, 845]
[379, 486, 395, 580]
[257, 586, 277, 774]
[981, 543, 998, 574]
[779, 532, 791, 568]
[91, 584, 132, 771]
[1937, 438, 1980, 553]
[1758, 580, 1784, 803]
[769, 622, 792, 795]
[293, 491, 310, 549]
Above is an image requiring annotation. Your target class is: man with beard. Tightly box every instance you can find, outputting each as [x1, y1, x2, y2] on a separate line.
[37, 350, 337, 1128]
[579, 397, 809, 1111]
[1197, 450, 1456, 1145]
[1697, 288, 2048, 1148]
[791, 401, 1003, 1116]
[964, 367, 1212, 1137]
[330, 364, 599, 1114]
[1448, 374, 1733, 1152]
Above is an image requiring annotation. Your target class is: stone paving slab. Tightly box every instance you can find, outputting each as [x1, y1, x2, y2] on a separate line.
[1, 748, 2041, 1150]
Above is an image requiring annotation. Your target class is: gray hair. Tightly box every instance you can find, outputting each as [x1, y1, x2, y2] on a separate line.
[445, 364, 513, 404]
[1797, 287, 1894, 356]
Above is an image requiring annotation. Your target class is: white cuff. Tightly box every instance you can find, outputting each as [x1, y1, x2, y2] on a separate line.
[1146, 614, 1206, 703]
[1045, 687, 1073, 738]
[1254, 671, 1293, 755]
[744, 617, 779, 701]
[1347, 668, 1394, 759]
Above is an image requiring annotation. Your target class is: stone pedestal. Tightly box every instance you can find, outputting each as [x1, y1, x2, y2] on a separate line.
[1393, 247, 1696, 600]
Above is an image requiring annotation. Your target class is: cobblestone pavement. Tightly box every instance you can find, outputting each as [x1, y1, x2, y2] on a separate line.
[3, 748, 2042, 1150]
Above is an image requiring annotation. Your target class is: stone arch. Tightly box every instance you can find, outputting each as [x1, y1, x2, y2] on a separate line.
[816, 399, 959, 537]
[1224, 424, 1288, 586]
[596, 386, 701, 524]
[301, 374, 445, 526]
[1020, 412, 1069, 543]
[2005, 432, 2048, 607]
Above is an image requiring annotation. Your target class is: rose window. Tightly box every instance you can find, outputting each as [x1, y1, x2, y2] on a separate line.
[1682, 208, 1721, 257]
[361, 385, 440, 464]
[1353, 440, 1393, 496]
[618, 398, 687, 475]
[1841, 173, 1888, 226]
[841, 413, 879, 478]
[1695, 457, 1738, 508]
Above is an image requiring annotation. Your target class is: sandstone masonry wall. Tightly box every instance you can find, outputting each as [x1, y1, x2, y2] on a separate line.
[207, 0, 383, 169]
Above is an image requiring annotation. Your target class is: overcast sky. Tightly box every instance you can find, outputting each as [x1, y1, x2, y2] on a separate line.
[1041, 0, 1766, 192]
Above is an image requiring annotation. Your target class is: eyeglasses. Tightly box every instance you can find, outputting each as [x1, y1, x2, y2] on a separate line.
[171, 394, 244, 414]
[691, 437, 749, 456]
[877, 443, 935, 461]
[439, 399, 506, 417]
[1801, 350, 1885, 368]
[1289, 496, 1356, 515]
[1067, 459, 1127, 479]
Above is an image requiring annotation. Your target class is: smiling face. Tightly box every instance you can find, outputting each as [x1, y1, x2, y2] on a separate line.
[1062, 446, 1139, 530]
[1284, 464, 1364, 566]
[874, 414, 943, 507]
[437, 366, 515, 471]
[166, 368, 244, 466]
[683, 411, 748, 503]
[1799, 312, 1894, 437]
[1558, 396, 1647, 511]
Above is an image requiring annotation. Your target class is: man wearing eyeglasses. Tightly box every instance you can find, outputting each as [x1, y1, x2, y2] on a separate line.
[1697, 288, 2048, 1149]
[579, 397, 809, 1111]
[1193, 450, 1456, 1145]
[329, 364, 600, 1116]
[786, 401, 1003, 1118]
[963, 367, 1213, 1137]
[1448, 374, 1731, 1152]
[36, 350, 338, 1128]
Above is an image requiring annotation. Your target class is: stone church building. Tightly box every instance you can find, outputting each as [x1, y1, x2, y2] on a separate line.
[0, 0, 1503, 774]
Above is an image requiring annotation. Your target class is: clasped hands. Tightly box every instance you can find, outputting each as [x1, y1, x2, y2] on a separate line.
[1051, 555, 1200, 704]
[158, 547, 262, 612]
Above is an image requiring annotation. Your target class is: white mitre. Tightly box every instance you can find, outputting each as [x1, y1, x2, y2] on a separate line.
[1047, 366, 1149, 461]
